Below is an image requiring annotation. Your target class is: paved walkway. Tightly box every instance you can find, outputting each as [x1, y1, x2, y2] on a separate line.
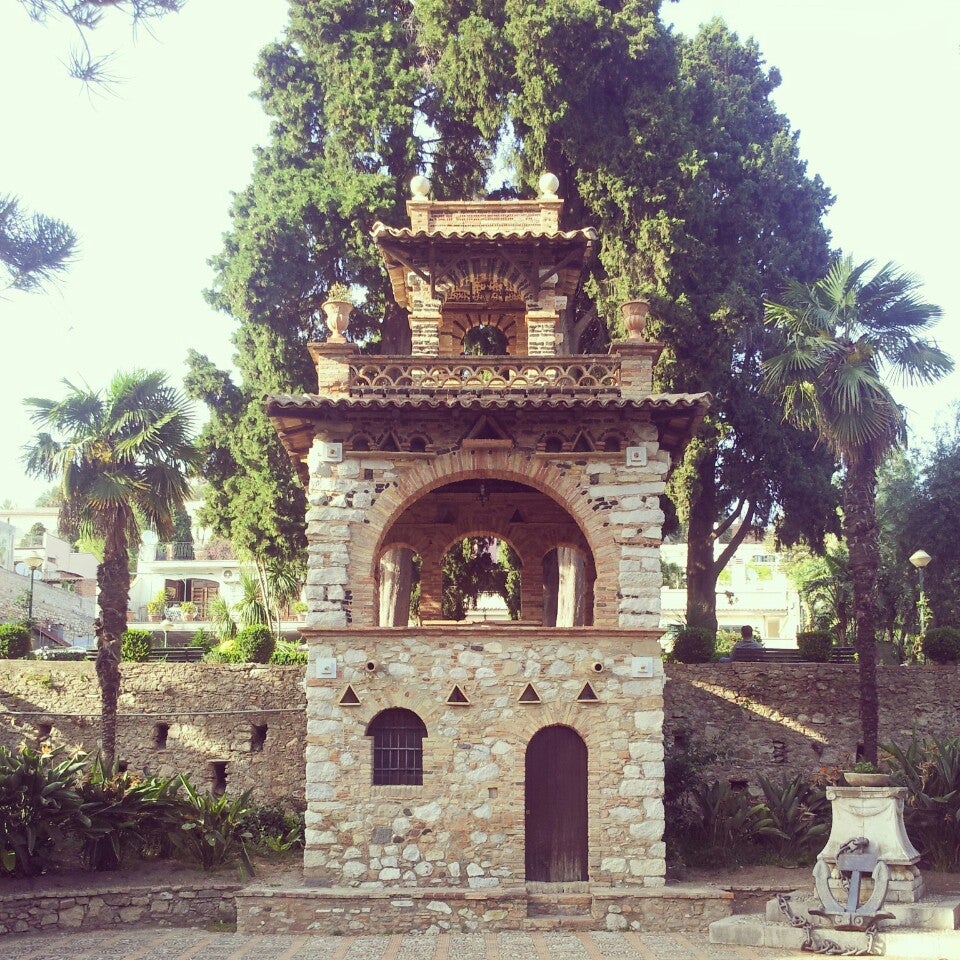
[0, 928, 931, 960]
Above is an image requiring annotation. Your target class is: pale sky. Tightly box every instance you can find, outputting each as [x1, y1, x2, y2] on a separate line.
[1, 0, 958, 508]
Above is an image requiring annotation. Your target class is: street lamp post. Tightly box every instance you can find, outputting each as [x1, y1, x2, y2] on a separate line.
[909, 549, 932, 662]
[24, 554, 44, 622]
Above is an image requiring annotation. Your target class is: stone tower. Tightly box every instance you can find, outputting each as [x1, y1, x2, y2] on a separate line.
[266, 175, 709, 918]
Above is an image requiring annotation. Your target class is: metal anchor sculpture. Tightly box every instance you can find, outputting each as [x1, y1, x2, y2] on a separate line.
[811, 837, 894, 932]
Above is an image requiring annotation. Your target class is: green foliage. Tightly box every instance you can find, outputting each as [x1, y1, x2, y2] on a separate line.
[0, 745, 85, 876]
[668, 628, 715, 664]
[796, 630, 833, 663]
[269, 641, 307, 666]
[75, 756, 182, 871]
[146, 589, 168, 618]
[120, 629, 152, 662]
[686, 781, 783, 865]
[0, 194, 76, 292]
[234, 626, 276, 664]
[756, 775, 829, 861]
[238, 804, 305, 853]
[714, 629, 739, 658]
[782, 539, 852, 645]
[170, 776, 255, 874]
[441, 537, 515, 621]
[190, 628, 214, 652]
[206, 638, 240, 664]
[851, 760, 879, 774]
[922, 627, 960, 665]
[661, 560, 686, 589]
[208, 595, 237, 643]
[884, 734, 960, 870]
[0, 623, 31, 659]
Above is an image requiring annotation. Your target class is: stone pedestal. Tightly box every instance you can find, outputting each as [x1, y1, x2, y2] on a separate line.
[819, 786, 923, 903]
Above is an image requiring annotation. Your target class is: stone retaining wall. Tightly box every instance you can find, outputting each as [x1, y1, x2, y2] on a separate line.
[0, 882, 239, 936]
[0, 567, 96, 643]
[3, 661, 960, 803]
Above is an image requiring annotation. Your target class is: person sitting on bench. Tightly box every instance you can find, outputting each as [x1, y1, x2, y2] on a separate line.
[730, 624, 764, 662]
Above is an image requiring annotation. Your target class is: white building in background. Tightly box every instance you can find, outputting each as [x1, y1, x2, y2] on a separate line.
[659, 541, 802, 648]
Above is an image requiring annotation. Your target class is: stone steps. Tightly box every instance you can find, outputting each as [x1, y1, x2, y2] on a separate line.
[526, 893, 593, 917]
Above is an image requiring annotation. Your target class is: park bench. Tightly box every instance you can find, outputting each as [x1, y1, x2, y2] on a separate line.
[755, 645, 857, 664]
[85, 646, 204, 663]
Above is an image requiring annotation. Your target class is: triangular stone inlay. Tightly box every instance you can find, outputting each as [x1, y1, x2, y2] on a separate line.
[339, 685, 361, 705]
[446, 684, 470, 705]
[519, 683, 542, 704]
[576, 682, 599, 702]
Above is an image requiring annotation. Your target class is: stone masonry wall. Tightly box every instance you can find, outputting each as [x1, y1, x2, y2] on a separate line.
[304, 627, 666, 890]
[0, 661, 305, 807]
[0, 567, 95, 643]
[5, 661, 959, 822]
[304, 409, 671, 632]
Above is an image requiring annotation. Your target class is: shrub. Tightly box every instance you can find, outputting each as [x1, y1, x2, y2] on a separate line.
[686, 780, 782, 864]
[170, 775, 255, 874]
[884, 734, 960, 870]
[234, 626, 276, 664]
[206, 638, 240, 663]
[0, 623, 31, 659]
[757, 775, 829, 862]
[76, 757, 182, 871]
[922, 627, 960, 664]
[715, 629, 740, 658]
[189, 628, 214, 652]
[120, 629, 152, 662]
[270, 640, 308, 665]
[797, 630, 833, 663]
[669, 628, 716, 663]
[0, 746, 86, 876]
[239, 803, 305, 852]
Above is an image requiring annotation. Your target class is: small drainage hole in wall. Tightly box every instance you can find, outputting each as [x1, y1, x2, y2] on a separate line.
[251, 723, 268, 753]
[154, 722, 170, 749]
[210, 761, 228, 796]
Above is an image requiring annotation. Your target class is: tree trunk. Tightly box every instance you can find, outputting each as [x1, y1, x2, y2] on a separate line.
[844, 457, 880, 764]
[96, 511, 130, 768]
[379, 546, 415, 627]
[556, 546, 587, 627]
[686, 449, 719, 632]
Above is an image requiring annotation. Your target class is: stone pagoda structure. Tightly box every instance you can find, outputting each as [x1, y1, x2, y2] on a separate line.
[264, 174, 710, 931]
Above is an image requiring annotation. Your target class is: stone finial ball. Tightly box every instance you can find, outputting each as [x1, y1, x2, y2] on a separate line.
[410, 175, 431, 199]
[538, 172, 560, 198]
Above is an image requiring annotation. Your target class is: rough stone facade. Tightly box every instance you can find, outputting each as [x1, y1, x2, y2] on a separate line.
[5, 662, 959, 805]
[0, 567, 95, 644]
[0, 881, 238, 936]
[0, 661, 305, 807]
[304, 626, 666, 889]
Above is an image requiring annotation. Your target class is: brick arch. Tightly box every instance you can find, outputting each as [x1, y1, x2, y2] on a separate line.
[349, 448, 618, 627]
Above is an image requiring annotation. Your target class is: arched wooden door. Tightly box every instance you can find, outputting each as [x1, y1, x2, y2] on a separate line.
[525, 725, 588, 882]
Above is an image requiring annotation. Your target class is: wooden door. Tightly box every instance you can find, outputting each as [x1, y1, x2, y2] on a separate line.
[525, 725, 588, 882]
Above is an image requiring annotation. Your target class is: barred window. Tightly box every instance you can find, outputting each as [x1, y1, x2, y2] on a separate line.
[366, 708, 427, 786]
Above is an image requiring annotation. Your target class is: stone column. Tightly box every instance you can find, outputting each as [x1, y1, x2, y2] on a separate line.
[608, 340, 663, 398]
[525, 311, 558, 356]
[378, 546, 415, 627]
[307, 341, 358, 393]
[542, 549, 559, 627]
[556, 545, 587, 627]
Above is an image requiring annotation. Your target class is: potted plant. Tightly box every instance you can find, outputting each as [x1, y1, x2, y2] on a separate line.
[292, 599, 308, 621]
[321, 282, 355, 343]
[842, 761, 892, 787]
[146, 589, 168, 622]
[179, 600, 197, 621]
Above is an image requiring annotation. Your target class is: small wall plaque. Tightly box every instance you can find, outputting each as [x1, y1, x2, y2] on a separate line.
[321, 442, 343, 463]
[625, 446, 647, 467]
[315, 657, 338, 679]
[631, 656, 654, 678]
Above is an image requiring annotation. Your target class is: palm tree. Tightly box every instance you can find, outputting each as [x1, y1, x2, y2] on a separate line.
[23, 370, 197, 766]
[763, 257, 953, 762]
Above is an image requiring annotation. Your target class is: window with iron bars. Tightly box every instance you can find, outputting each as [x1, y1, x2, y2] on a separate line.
[366, 708, 427, 786]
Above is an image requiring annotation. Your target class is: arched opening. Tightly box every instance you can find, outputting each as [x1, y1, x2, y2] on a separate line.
[462, 323, 509, 356]
[440, 536, 520, 622]
[366, 708, 427, 786]
[525, 725, 588, 882]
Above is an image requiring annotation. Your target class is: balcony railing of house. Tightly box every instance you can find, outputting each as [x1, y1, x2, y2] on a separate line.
[154, 541, 237, 562]
[348, 356, 622, 397]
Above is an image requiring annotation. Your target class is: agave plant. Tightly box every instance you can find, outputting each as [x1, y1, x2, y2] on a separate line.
[757, 774, 829, 861]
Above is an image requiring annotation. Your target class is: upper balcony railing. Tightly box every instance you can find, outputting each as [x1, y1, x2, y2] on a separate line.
[153, 540, 237, 562]
[347, 355, 621, 397]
